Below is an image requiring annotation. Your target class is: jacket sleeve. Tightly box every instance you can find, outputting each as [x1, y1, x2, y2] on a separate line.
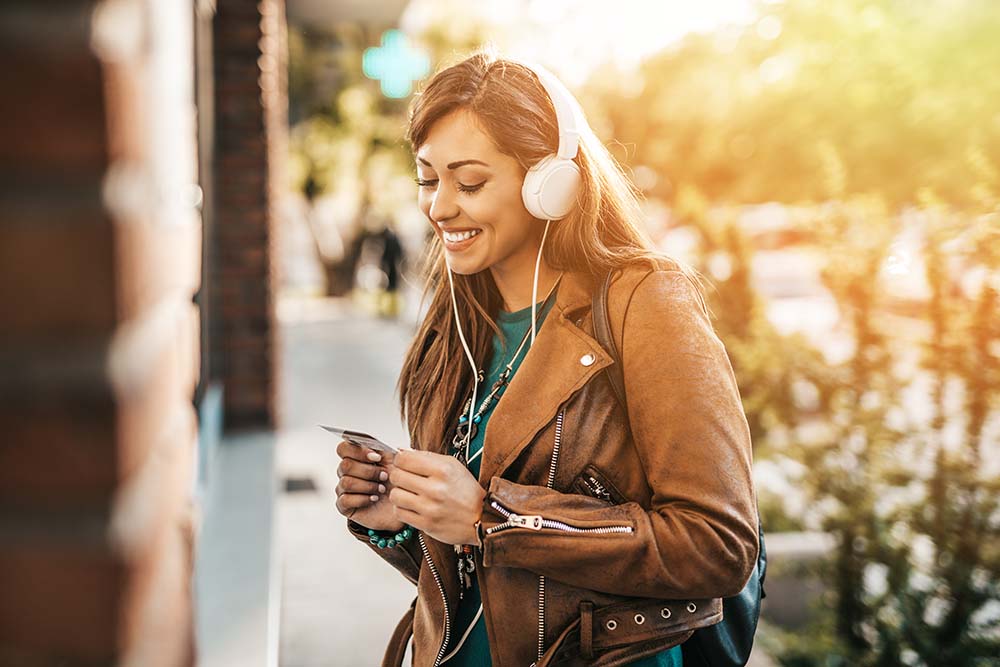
[478, 269, 759, 600]
[346, 518, 423, 586]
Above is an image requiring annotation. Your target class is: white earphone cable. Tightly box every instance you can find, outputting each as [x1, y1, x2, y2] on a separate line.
[531, 219, 553, 347]
[445, 259, 479, 429]
[446, 219, 557, 436]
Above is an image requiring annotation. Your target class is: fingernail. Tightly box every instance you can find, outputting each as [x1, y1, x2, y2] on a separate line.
[370, 494, 379, 502]
[379, 471, 389, 482]
[367, 452, 382, 462]
[378, 484, 386, 494]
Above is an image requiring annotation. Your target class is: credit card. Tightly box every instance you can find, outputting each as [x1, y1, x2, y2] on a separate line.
[319, 425, 399, 455]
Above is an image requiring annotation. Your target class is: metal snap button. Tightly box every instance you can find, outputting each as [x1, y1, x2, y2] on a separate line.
[661, 608, 672, 619]
[580, 353, 596, 366]
[606, 619, 618, 631]
[634, 613, 645, 625]
[687, 602, 697, 613]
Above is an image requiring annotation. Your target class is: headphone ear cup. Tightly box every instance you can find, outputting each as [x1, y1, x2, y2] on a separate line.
[521, 154, 581, 221]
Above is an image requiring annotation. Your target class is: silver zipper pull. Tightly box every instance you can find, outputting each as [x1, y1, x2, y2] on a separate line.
[508, 513, 543, 530]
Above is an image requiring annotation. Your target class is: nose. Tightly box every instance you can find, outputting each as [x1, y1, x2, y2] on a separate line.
[428, 185, 459, 225]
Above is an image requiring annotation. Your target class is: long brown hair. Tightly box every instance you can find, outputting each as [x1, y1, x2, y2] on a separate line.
[396, 50, 702, 449]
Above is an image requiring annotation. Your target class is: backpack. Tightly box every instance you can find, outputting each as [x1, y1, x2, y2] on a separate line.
[591, 269, 768, 667]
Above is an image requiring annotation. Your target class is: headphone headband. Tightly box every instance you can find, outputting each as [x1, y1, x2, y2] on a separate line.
[518, 61, 584, 161]
[513, 59, 585, 221]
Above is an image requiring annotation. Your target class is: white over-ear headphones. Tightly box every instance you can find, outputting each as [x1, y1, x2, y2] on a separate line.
[444, 61, 584, 441]
[519, 62, 584, 221]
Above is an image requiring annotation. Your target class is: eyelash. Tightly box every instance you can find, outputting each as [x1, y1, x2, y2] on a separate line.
[414, 178, 485, 194]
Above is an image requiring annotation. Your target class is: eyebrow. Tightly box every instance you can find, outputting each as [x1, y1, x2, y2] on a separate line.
[417, 157, 490, 170]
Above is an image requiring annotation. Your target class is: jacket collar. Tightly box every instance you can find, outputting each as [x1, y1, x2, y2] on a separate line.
[552, 268, 596, 318]
[476, 269, 613, 484]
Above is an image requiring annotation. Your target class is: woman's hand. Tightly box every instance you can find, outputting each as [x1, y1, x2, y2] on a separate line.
[334, 440, 404, 532]
[388, 449, 486, 546]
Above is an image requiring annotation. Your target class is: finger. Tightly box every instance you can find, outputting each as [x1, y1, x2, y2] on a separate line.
[364, 450, 386, 464]
[337, 458, 389, 482]
[336, 493, 379, 515]
[336, 439, 386, 465]
[388, 467, 438, 495]
[335, 439, 366, 461]
[337, 477, 385, 496]
[337, 457, 374, 479]
[393, 449, 444, 476]
[388, 486, 423, 513]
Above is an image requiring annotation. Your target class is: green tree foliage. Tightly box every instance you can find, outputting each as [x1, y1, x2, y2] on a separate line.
[667, 185, 999, 667]
[588, 0, 1000, 207]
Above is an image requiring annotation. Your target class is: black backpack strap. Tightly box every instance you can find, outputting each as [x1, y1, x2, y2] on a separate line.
[592, 269, 628, 414]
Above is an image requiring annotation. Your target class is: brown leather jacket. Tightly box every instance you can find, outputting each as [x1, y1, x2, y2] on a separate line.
[348, 261, 760, 666]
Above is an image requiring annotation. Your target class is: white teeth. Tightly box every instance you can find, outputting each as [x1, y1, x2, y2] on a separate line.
[443, 229, 481, 243]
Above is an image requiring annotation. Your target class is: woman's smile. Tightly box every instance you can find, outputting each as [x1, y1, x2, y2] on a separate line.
[441, 227, 483, 250]
[415, 109, 545, 281]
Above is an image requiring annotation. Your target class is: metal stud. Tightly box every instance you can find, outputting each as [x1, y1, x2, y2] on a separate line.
[686, 602, 697, 613]
[661, 608, 672, 619]
[606, 619, 618, 631]
[580, 353, 596, 366]
[634, 613, 645, 625]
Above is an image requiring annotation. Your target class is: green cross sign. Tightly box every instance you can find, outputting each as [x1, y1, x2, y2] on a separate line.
[362, 30, 430, 99]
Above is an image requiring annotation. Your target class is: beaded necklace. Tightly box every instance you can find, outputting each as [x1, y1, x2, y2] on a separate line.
[449, 274, 563, 467]
[449, 274, 563, 598]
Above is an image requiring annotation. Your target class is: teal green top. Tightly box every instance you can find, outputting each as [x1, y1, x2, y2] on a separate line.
[443, 293, 682, 667]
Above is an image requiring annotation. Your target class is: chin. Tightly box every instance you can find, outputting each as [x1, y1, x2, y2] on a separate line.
[441, 240, 491, 275]
[444, 256, 489, 276]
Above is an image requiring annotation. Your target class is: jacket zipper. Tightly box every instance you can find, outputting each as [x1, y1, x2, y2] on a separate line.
[485, 500, 634, 535]
[535, 408, 564, 665]
[419, 532, 451, 667]
[483, 409, 635, 665]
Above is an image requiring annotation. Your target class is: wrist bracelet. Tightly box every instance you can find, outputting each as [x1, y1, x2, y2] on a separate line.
[368, 525, 413, 549]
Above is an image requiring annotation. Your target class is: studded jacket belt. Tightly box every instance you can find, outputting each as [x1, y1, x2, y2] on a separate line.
[538, 597, 723, 667]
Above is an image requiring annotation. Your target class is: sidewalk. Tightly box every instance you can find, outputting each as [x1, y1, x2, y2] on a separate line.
[276, 297, 417, 667]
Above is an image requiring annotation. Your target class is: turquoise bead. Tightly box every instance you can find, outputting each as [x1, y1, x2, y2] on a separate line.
[473, 415, 481, 423]
[395, 533, 406, 542]
[369, 536, 378, 544]
[459, 415, 467, 423]
[377, 538, 387, 548]
[387, 540, 396, 549]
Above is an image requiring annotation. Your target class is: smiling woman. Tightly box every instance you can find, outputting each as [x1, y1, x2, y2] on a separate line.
[414, 109, 554, 305]
[332, 51, 761, 667]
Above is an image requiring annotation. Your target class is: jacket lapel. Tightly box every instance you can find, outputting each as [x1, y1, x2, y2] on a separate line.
[478, 271, 612, 485]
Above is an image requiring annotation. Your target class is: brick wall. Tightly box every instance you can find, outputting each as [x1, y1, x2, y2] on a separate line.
[212, 0, 288, 431]
[0, 2, 199, 665]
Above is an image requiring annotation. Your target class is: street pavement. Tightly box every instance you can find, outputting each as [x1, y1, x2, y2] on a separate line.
[276, 295, 418, 667]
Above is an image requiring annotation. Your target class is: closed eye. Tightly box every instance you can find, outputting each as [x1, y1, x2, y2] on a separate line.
[415, 178, 485, 194]
[458, 181, 486, 194]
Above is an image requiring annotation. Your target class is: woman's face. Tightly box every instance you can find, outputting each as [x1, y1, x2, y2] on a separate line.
[415, 109, 541, 277]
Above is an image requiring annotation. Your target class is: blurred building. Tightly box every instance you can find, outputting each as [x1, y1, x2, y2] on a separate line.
[1, 0, 287, 664]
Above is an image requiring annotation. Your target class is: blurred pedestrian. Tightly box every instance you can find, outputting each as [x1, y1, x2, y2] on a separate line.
[374, 222, 405, 318]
